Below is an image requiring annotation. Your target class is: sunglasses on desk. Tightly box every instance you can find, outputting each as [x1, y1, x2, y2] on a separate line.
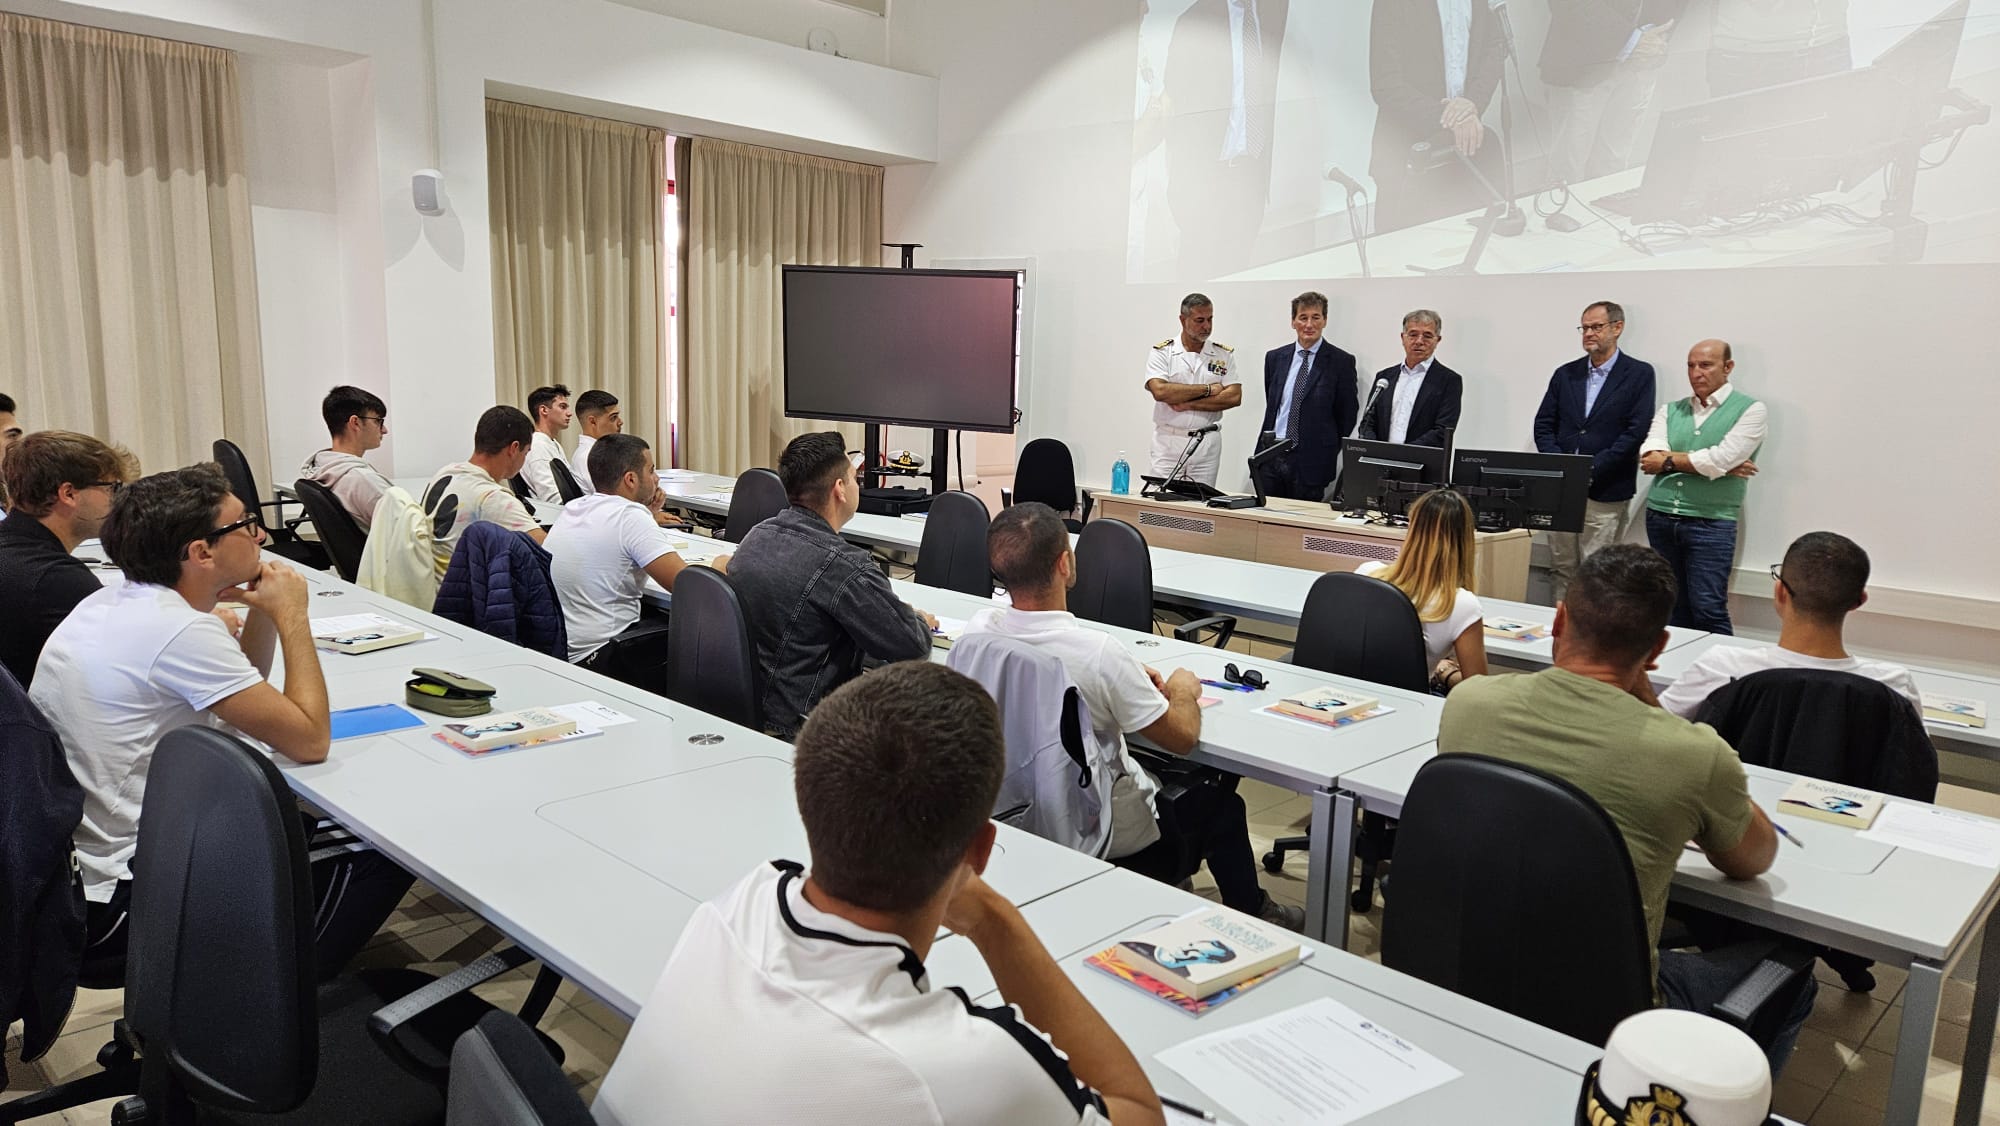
[1222, 663, 1267, 690]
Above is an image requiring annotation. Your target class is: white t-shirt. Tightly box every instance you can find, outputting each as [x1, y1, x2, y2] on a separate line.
[521, 431, 574, 503]
[545, 493, 678, 662]
[571, 434, 599, 494]
[422, 461, 541, 579]
[1358, 561, 1483, 667]
[31, 582, 265, 901]
[594, 861, 1109, 1126]
[1658, 643, 1923, 721]
[965, 607, 1168, 857]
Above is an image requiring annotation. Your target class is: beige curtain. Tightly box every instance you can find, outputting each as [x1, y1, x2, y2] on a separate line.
[487, 100, 665, 453]
[0, 13, 268, 479]
[683, 137, 880, 473]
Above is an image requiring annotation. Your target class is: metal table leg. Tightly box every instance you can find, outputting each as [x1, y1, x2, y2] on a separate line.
[1888, 959, 1945, 1126]
[1955, 915, 2000, 1126]
[1307, 789, 1355, 948]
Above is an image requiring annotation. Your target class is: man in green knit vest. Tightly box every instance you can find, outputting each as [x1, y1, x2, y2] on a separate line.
[1639, 339, 1767, 634]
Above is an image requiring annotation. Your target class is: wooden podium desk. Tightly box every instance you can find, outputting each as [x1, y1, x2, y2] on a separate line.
[1088, 490, 1532, 601]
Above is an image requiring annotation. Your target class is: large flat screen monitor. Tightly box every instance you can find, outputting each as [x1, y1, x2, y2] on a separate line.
[1450, 449, 1592, 533]
[782, 265, 1019, 432]
[1336, 438, 1450, 521]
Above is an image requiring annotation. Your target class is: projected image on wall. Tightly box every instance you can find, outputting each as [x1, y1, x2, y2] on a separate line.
[1127, 0, 1997, 281]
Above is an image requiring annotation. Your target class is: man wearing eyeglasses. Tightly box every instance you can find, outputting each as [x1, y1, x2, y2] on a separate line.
[31, 463, 412, 973]
[1533, 300, 1657, 603]
[0, 430, 133, 688]
[300, 385, 393, 531]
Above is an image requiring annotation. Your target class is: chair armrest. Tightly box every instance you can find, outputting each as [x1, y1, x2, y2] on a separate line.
[1000, 487, 1013, 508]
[368, 946, 538, 1042]
[1080, 493, 1095, 523]
[1711, 941, 1818, 1029]
[1172, 615, 1238, 648]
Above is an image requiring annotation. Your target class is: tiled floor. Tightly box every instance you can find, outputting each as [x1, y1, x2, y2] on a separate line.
[10, 649, 2000, 1123]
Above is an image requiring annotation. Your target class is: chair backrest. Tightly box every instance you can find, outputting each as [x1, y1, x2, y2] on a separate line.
[915, 490, 993, 596]
[946, 633, 1116, 858]
[1292, 571, 1430, 692]
[211, 438, 263, 510]
[1381, 753, 1656, 1046]
[1070, 518, 1153, 633]
[723, 468, 787, 544]
[664, 566, 761, 730]
[292, 478, 368, 583]
[1012, 438, 1078, 514]
[548, 459, 585, 503]
[125, 726, 319, 1115]
[508, 475, 535, 504]
[446, 1012, 592, 1126]
[1696, 667, 1939, 802]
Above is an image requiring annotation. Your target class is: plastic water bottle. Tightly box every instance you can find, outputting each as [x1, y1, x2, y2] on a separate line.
[1111, 452, 1131, 495]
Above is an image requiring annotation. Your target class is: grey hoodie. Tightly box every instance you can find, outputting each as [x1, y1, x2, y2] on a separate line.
[298, 449, 391, 531]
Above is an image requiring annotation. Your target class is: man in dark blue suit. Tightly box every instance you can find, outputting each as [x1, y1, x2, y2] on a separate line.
[1533, 299, 1657, 601]
[1257, 292, 1358, 501]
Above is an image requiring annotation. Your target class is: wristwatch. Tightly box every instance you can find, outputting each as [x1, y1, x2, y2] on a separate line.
[1662, 454, 1677, 474]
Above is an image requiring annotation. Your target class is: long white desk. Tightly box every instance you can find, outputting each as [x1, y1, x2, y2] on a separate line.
[885, 579, 1446, 945]
[924, 867, 1598, 1124]
[1341, 748, 2000, 1126]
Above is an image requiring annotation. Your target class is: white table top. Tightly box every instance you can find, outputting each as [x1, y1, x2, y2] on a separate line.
[897, 581, 1444, 793]
[923, 867, 1596, 1124]
[1340, 747, 2000, 965]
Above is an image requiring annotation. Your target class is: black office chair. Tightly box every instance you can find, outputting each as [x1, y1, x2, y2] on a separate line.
[213, 438, 327, 569]
[508, 475, 535, 504]
[110, 727, 560, 1126]
[1003, 438, 1091, 531]
[292, 479, 369, 583]
[1697, 668, 1939, 991]
[445, 1013, 592, 1126]
[664, 566, 761, 731]
[1069, 518, 1236, 645]
[1383, 753, 1814, 1048]
[722, 468, 787, 544]
[547, 460, 586, 504]
[914, 490, 993, 596]
[580, 618, 673, 697]
[1264, 572, 1429, 903]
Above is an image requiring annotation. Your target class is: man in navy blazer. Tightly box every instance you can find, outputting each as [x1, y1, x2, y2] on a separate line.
[1533, 299, 1657, 600]
[1257, 292, 1358, 501]
[1357, 310, 1463, 450]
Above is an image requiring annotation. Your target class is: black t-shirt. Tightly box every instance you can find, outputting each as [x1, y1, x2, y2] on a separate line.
[0, 515, 103, 689]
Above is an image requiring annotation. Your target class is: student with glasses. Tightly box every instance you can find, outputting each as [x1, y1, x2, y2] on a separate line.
[31, 463, 413, 973]
[0, 430, 134, 688]
[300, 384, 394, 530]
[1658, 532, 1919, 720]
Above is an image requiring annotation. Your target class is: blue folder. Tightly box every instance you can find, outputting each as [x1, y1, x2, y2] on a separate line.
[329, 704, 428, 741]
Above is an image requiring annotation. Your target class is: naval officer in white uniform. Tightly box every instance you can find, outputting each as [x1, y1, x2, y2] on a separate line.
[1143, 292, 1242, 486]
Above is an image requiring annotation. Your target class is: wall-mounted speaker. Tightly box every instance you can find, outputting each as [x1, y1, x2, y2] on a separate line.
[412, 169, 446, 216]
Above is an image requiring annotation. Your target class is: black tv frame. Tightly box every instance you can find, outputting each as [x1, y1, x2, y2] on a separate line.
[1450, 448, 1593, 533]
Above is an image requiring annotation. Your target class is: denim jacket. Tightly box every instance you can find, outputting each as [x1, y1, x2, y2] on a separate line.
[726, 506, 933, 737]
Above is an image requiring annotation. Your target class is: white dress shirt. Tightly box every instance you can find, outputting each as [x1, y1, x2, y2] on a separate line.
[1641, 382, 1769, 479]
[1274, 343, 1318, 440]
[1437, 0, 1473, 99]
[1584, 349, 1620, 417]
[1389, 358, 1433, 445]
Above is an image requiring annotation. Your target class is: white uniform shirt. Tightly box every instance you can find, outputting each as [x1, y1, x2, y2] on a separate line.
[1147, 337, 1234, 432]
[1657, 644, 1922, 721]
[545, 493, 678, 662]
[571, 434, 599, 494]
[1641, 382, 1769, 479]
[1359, 561, 1483, 666]
[965, 607, 1168, 858]
[520, 431, 575, 503]
[421, 461, 541, 579]
[1389, 358, 1433, 445]
[32, 583, 265, 900]
[593, 861, 1110, 1126]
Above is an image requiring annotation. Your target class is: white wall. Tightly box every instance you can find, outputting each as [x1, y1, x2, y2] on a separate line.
[601, 0, 889, 67]
[884, 0, 2000, 672]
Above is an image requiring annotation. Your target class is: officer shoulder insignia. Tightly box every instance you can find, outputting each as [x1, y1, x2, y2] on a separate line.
[1212, 342, 1234, 353]
[1153, 338, 1175, 349]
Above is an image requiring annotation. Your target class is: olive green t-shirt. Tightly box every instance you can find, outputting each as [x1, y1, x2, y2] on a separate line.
[1437, 667, 1756, 989]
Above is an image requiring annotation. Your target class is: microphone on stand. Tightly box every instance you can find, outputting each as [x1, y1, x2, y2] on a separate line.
[1190, 423, 1221, 436]
[1359, 376, 1390, 427]
[1325, 165, 1374, 278]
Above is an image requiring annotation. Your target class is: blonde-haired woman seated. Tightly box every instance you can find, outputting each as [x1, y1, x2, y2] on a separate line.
[1359, 488, 1487, 690]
